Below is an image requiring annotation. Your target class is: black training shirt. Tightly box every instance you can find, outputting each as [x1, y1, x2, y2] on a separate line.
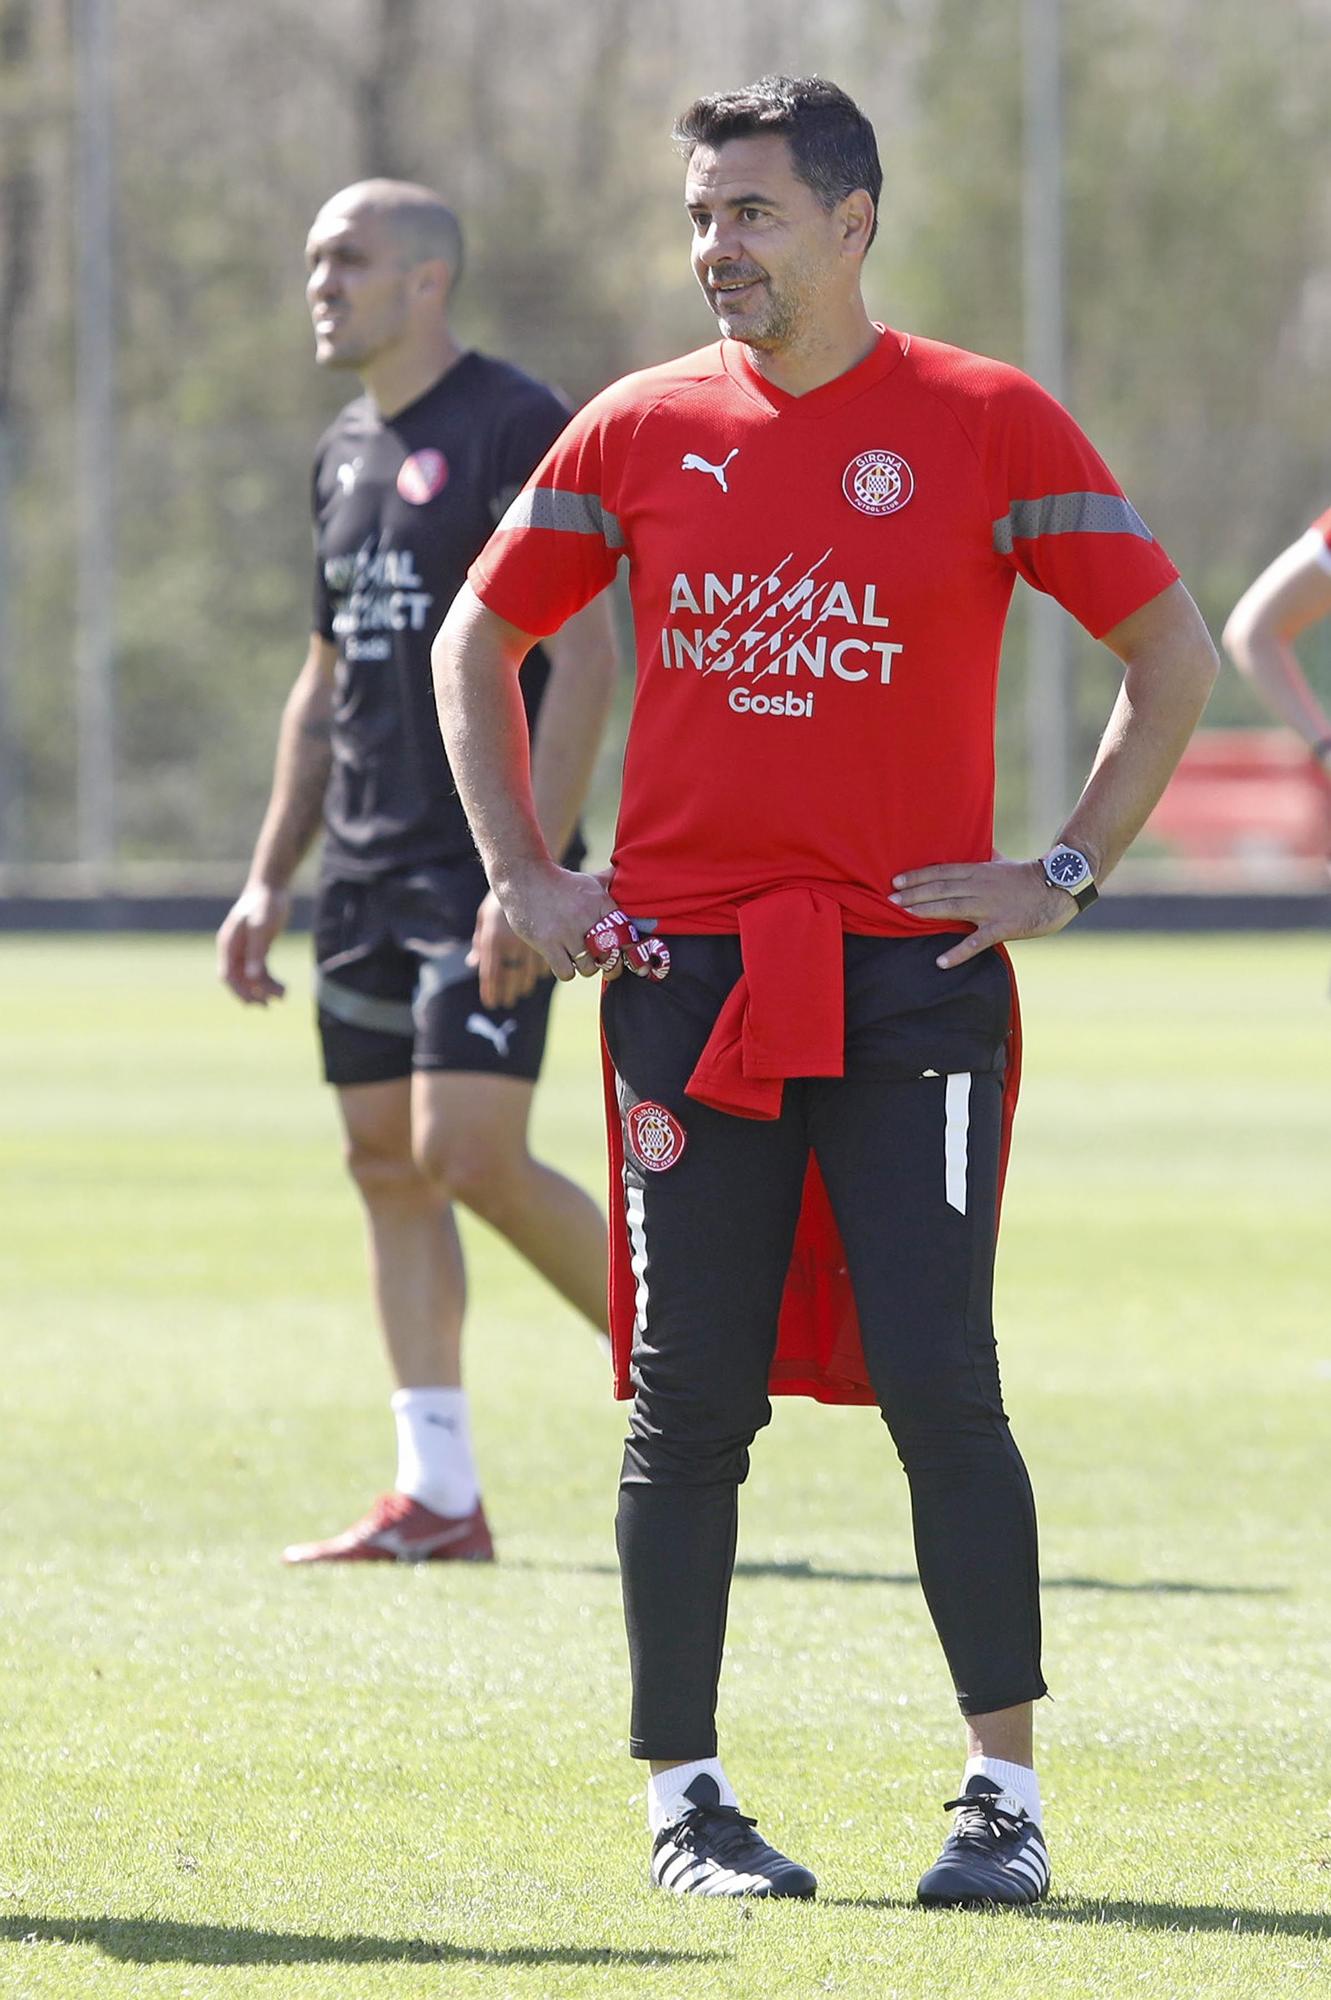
[311, 352, 570, 878]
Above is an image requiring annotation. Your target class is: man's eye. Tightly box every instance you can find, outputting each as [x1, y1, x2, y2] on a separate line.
[739, 207, 764, 223]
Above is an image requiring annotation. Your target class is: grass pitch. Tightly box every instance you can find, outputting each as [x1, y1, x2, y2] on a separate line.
[1, 931, 1328, 1999]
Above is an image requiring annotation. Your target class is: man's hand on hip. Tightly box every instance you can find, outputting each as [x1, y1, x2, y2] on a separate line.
[217, 883, 291, 1003]
[494, 861, 617, 982]
[890, 856, 1078, 969]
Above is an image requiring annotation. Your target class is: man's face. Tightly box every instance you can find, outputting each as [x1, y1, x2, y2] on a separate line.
[304, 202, 413, 370]
[684, 134, 846, 351]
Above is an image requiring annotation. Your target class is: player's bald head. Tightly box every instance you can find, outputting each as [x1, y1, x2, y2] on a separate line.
[316, 179, 464, 284]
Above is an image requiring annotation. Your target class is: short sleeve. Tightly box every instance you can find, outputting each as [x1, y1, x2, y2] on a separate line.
[987, 375, 1179, 638]
[468, 393, 625, 638]
[310, 457, 335, 641]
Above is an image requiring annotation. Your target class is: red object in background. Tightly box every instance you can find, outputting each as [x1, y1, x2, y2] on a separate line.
[1146, 729, 1331, 862]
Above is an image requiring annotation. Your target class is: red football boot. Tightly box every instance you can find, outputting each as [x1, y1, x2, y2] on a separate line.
[281, 1491, 495, 1565]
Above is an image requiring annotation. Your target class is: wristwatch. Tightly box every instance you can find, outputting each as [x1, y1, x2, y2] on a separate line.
[1042, 843, 1098, 913]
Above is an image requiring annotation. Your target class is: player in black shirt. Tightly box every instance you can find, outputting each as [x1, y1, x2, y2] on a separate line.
[217, 180, 618, 1562]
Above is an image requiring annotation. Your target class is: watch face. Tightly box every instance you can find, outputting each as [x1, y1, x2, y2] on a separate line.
[1047, 846, 1090, 888]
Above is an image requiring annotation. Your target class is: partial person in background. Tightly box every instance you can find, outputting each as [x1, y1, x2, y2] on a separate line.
[1223, 506, 1331, 777]
[217, 180, 618, 1564]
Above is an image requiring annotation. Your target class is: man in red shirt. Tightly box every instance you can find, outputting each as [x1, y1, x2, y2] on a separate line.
[432, 78, 1217, 1905]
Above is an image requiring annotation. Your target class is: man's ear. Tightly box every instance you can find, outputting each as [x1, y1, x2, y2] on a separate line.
[840, 189, 875, 259]
[413, 257, 452, 308]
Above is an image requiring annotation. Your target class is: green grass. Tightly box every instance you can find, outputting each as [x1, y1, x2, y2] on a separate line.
[1, 932, 1329, 1998]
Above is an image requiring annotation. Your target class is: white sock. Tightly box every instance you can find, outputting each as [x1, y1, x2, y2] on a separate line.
[964, 1755, 1043, 1828]
[646, 1758, 737, 1835]
[390, 1387, 479, 1516]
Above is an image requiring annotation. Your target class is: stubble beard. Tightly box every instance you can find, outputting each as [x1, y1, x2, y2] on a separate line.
[719, 284, 798, 353]
[312, 321, 360, 369]
[314, 287, 409, 371]
[708, 273, 796, 351]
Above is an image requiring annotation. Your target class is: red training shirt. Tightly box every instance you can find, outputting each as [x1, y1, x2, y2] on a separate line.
[468, 327, 1178, 931]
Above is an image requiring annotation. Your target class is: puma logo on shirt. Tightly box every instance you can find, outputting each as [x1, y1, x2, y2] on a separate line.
[681, 448, 739, 493]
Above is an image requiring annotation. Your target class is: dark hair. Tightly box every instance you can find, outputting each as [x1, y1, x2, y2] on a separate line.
[673, 75, 881, 250]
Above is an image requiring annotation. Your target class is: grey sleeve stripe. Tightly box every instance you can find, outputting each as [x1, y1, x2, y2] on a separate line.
[496, 486, 625, 550]
[992, 491, 1152, 555]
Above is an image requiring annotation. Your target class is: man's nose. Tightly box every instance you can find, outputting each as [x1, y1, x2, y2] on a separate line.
[307, 260, 337, 300]
[697, 220, 740, 268]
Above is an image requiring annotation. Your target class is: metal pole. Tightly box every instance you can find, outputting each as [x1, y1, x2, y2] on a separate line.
[73, 0, 115, 882]
[1022, 0, 1070, 848]
[0, 418, 15, 868]
[0, 0, 39, 873]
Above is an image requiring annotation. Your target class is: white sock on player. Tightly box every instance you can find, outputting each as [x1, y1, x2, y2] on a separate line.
[646, 1758, 738, 1834]
[390, 1386, 479, 1516]
[963, 1755, 1043, 1828]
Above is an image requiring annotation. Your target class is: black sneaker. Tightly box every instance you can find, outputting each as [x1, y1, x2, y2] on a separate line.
[916, 1775, 1050, 1908]
[650, 1775, 817, 1898]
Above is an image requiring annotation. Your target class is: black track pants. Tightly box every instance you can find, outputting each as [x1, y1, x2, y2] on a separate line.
[604, 934, 1046, 1761]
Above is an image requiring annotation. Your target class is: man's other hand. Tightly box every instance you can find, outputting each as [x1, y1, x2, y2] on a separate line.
[890, 856, 1078, 969]
[470, 890, 546, 1009]
[217, 884, 292, 1003]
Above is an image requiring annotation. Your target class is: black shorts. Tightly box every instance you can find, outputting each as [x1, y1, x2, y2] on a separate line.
[313, 860, 555, 1088]
[601, 933, 1014, 1435]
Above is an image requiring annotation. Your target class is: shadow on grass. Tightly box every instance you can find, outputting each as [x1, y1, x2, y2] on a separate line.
[819, 1897, 1328, 1938]
[1045, 1899, 1328, 1937]
[735, 1565, 1287, 1596]
[8, 1904, 1321, 1960]
[1043, 1576, 1287, 1598]
[0, 1915, 721, 1969]
[516, 1558, 1286, 1596]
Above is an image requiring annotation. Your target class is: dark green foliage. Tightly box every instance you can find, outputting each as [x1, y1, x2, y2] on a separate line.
[4, 0, 1331, 867]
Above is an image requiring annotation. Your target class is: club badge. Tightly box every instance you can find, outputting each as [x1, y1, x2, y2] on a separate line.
[843, 449, 914, 517]
[396, 449, 449, 504]
[626, 1100, 686, 1173]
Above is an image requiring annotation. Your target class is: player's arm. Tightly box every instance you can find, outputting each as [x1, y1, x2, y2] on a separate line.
[893, 580, 1219, 965]
[469, 587, 620, 1007]
[1221, 535, 1331, 767]
[216, 635, 337, 1004]
[432, 583, 615, 982]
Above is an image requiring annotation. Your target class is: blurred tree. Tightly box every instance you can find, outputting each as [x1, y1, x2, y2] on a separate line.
[2, 0, 1329, 874]
[357, 0, 420, 180]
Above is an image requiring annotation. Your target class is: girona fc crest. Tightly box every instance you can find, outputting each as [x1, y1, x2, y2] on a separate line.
[843, 449, 914, 517]
[396, 449, 449, 504]
[626, 1100, 686, 1173]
